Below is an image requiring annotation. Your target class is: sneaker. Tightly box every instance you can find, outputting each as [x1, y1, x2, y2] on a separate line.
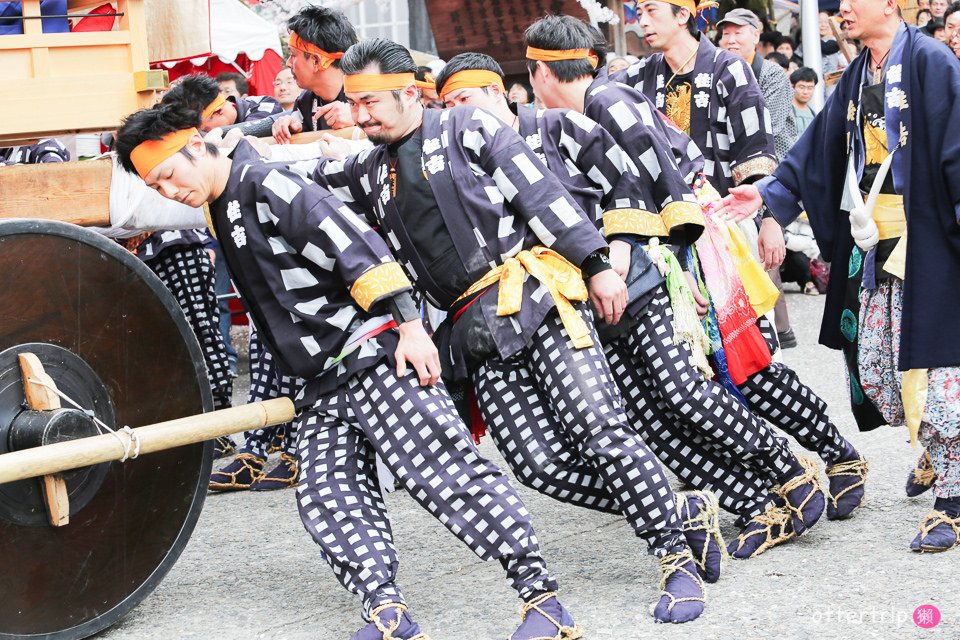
[803, 282, 820, 296]
[777, 329, 798, 349]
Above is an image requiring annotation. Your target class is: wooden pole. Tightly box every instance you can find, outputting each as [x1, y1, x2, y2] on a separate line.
[0, 397, 295, 485]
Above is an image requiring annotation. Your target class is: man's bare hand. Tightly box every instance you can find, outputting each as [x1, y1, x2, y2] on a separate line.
[319, 133, 353, 161]
[609, 239, 631, 280]
[589, 269, 628, 326]
[715, 184, 764, 222]
[395, 319, 442, 386]
[683, 271, 709, 319]
[758, 217, 786, 270]
[314, 101, 354, 129]
[272, 115, 303, 144]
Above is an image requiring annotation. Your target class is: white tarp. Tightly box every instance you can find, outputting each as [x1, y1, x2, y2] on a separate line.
[160, 0, 282, 68]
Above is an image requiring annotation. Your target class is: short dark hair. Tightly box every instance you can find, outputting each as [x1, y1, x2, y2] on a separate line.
[340, 38, 418, 101]
[944, 2, 960, 22]
[435, 52, 505, 97]
[790, 67, 819, 85]
[766, 52, 789, 69]
[415, 65, 434, 82]
[930, 19, 945, 34]
[287, 6, 358, 69]
[114, 104, 218, 175]
[669, 4, 701, 39]
[759, 31, 783, 47]
[778, 36, 795, 49]
[161, 74, 220, 117]
[216, 72, 248, 95]
[509, 81, 535, 104]
[524, 15, 607, 82]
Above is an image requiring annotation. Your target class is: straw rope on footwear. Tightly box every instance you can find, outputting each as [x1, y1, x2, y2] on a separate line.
[516, 592, 584, 640]
[261, 453, 299, 487]
[653, 549, 705, 615]
[917, 510, 960, 553]
[729, 503, 795, 558]
[913, 451, 936, 487]
[678, 491, 729, 571]
[826, 455, 869, 511]
[208, 453, 265, 490]
[778, 455, 823, 531]
[368, 602, 431, 640]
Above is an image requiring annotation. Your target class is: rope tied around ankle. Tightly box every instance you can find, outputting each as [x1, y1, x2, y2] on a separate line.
[368, 602, 429, 640]
[826, 455, 869, 509]
[655, 549, 705, 613]
[730, 503, 794, 558]
[518, 592, 583, 639]
[912, 451, 936, 487]
[779, 455, 823, 528]
[917, 510, 960, 551]
[678, 491, 729, 569]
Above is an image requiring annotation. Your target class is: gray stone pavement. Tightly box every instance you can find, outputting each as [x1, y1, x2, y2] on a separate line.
[101, 290, 957, 640]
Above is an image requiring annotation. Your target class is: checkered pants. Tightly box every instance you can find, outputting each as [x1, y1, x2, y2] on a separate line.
[473, 306, 686, 557]
[604, 289, 792, 519]
[296, 362, 557, 617]
[239, 328, 304, 458]
[147, 245, 233, 410]
[739, 317, 847, 465]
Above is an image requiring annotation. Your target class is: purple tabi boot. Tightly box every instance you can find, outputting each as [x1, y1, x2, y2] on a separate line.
[651, 548, 706, 623]
[351, 603, 428, 640]
[825, 441, 869, 520]
[905, 450, 936, 498]
[678, 491, 726, 583]
[510, 592, 582, 640]
[726, 498, 794, 559]
[778, 455, 826, 536]
[208, 453, 265, 491]
[910, 497, 960, 553]
[249, 453, 299, 491]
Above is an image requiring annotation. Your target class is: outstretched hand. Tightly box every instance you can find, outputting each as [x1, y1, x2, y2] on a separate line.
[714, 184, 764, 223]
[395, 319, 442, 386]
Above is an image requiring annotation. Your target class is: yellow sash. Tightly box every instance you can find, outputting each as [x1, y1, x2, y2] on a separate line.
[873, 194, 907, 280]
[458, 247, 593, 349]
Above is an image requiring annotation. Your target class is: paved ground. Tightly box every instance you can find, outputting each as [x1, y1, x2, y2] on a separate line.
[102, 291, 957, 640]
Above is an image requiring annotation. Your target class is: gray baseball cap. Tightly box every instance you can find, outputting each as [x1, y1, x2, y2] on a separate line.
[717, 8, 761, 30]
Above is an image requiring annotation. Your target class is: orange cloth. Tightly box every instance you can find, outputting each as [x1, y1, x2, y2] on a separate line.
[416, 72, 436, 92]
[343, 73, 416, 94]
[656, 0, 719, 15]
[526, 46, 599, 69]
[201, 93, 226, 120]
[130, 128, 199, 180]
[288, 32, 344, 69]
[438, 70, 505, 101]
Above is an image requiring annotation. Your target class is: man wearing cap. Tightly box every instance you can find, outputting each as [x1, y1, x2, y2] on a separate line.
[271, 6, 357, 143]
[717, 0, 960, 554]
[311, 37, 716, 626]
[717, 8, 801, 360]
[434, 46, 829, 568]
[114, 102, 575, 640]
[615, 3, 871, 526]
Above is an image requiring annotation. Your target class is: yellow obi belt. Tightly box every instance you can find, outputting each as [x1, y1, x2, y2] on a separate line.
[457, 247, 593, 349]
[872, 193, 907, 280]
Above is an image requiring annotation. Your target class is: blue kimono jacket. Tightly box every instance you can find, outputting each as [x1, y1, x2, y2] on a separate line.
[615, 36, 778, 196]
[758, 24, 960, 371]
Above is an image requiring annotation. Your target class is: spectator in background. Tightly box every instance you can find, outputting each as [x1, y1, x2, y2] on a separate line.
[758, 30, 781, 58]
[943, 2, 960, 52]
[507, 80, 535, 107]
[790, 67, 818, 137]
[917, 8, 933, 26]
[217, 72, 248, 99]
[781, 214, 822, 296]
[606, 56, 631, 73]
[932, 21, 948, 41]
[819, 12, 842, 73]
[273, 67, 298, 110]
[415, 66, 443, 109]
[777, 36, 799, 64]
[766, 51, 790, 76]
[0, 139, 69, 164]
[932, 0, 949, 19]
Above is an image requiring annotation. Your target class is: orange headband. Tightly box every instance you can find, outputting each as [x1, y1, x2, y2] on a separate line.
[657, 0, 719, 15]
[343, 73, 416, 94]
[526, 46, 599, 69]
[130, 128, 199, 180]
[438, 70, 506, 101]
[201, 93, 226, 120]
[289, 31, 344, 69]
[415, 72, 436, 92]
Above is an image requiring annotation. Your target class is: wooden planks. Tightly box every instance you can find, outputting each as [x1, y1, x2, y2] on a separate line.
[0, 159, 112, 226]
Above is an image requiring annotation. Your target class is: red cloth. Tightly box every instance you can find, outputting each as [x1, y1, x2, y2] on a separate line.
[154, 49, 283, 97]
[71, 2, 116, 32]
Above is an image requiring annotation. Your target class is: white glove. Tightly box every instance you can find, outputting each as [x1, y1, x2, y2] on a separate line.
[848, 207, 880, 251]
[645, 237, 671, 276]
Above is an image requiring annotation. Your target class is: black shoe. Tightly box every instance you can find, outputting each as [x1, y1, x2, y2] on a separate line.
[777, 329, 798, 349]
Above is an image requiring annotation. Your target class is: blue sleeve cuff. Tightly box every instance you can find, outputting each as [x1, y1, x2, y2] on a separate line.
[757, 175, 803, 228]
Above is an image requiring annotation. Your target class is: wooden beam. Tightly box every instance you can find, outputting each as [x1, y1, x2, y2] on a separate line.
[0, 159, 112, 227]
